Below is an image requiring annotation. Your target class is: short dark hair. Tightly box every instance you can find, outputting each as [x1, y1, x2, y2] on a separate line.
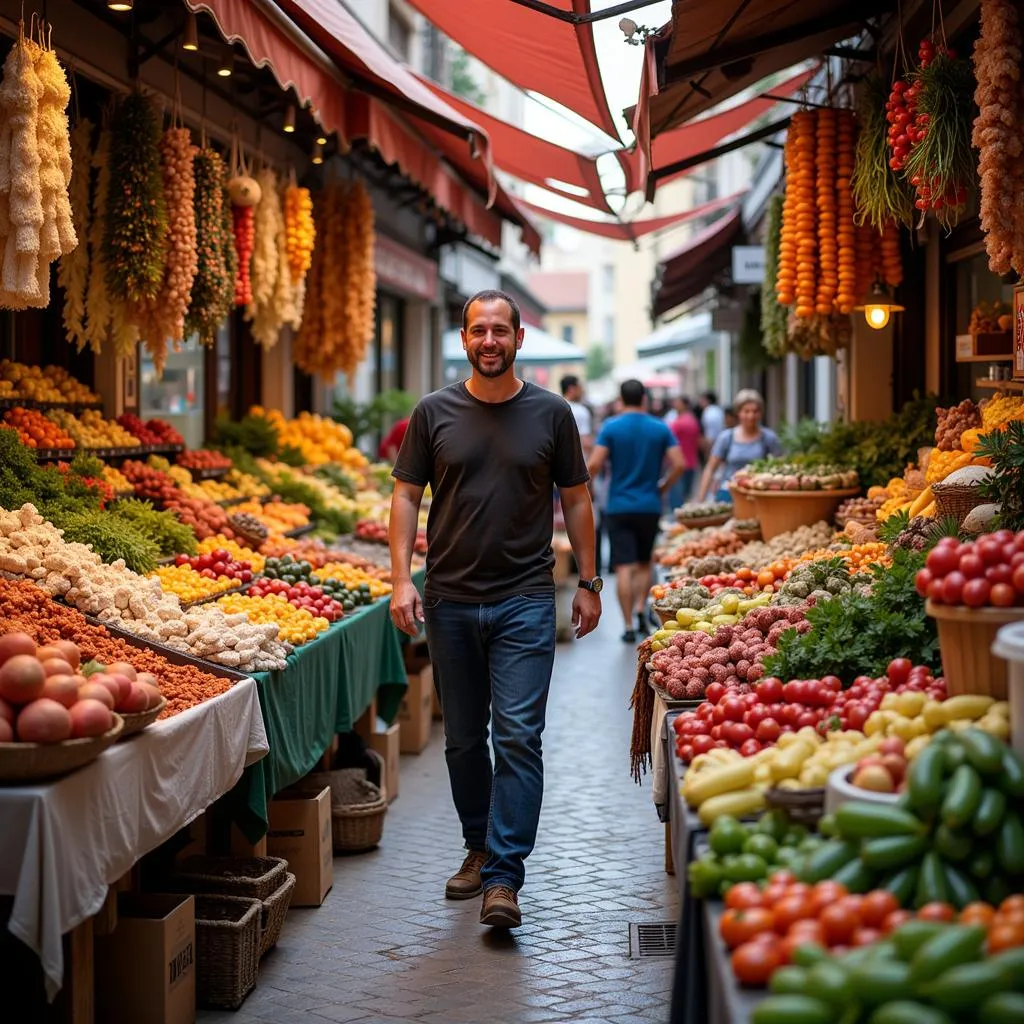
[620, 379, 646, 407]
[462, 289, 521, 335]
[560, 375, 580, 395]
[702, 390, 718, 405]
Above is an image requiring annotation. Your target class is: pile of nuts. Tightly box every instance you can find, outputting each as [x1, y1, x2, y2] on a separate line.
[935, 399, 981, 451]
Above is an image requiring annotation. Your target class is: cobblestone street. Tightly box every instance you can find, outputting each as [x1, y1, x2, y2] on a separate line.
[200, 612, 677, 1024]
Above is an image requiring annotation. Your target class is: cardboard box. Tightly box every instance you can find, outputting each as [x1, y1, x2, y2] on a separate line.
[230, 823, 266, 858]
[266, 787, 333, 907]
[96, 893, 196, 1024]
[368, 723, 400, 802]
[399, 660, 433, 754]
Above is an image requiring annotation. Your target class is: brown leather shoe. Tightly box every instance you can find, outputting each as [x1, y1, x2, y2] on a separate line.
[445, 850, 487, 900]
[480, 885, 521, 928]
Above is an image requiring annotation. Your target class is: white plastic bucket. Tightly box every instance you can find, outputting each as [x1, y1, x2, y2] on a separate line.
[993, 621, 1024, 760]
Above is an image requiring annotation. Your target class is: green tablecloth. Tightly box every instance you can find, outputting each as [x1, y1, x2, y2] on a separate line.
[230, 572, 421, 841]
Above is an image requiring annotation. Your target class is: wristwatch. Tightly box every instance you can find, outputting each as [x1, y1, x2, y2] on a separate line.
[578, 576, 604, 594]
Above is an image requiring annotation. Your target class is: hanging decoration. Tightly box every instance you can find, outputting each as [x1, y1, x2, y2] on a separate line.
[102, 91, 168, 305]
[227, 141, 259, 307]
[0, 23, 77, 310]
[245, 166, 292, 350]
[131, 126, 198, 376]
[58, 117, 93, 349]
[284, 182, 315, 283]
[760, 194, 788, 359]
[973, 0, 1024, 276]
[185, 147, 232, 346]
[292, 179, 375, 378]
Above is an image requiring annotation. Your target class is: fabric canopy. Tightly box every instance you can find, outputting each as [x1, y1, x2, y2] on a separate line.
[517, 190, 745, 242]
[416, 74, 611, 212]
[624, 65, 816, 195]
[442, 327, 585, 366]
[635, 0, 886, 154]
[402, 0, 619, 141]
[653, 208, 744, 317]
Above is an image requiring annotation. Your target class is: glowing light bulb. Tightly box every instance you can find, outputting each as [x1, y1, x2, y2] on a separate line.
[866, 305, 890, 330]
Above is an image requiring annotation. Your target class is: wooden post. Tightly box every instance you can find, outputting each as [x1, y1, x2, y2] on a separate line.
[665, 822, 675, 876]
[66, 916, 93, 1024]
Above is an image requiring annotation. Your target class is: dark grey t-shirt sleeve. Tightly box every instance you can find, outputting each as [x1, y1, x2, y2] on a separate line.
[552, 407, 591, 488]
[392, 403, 431, 486]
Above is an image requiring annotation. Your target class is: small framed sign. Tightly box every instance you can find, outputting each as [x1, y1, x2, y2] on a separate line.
[1015, 285, 1024, 381]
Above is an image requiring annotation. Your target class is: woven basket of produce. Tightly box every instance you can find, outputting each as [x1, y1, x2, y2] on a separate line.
[228, 512, 268, 550]
[731, 519, 762, 543]
[172, 856, 289, 901]
[931, 465, 993, 527]
[259, 871, 296, 957]
[764, 786, 826, 828]
[0, 715, 124, 783]
[118, 695, 167, 739]
[194, 895, 261, 1010]
[654, 605, 678, 626]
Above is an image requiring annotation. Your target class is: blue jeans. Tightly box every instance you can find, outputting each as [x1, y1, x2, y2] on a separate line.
[424, 593, 557, 893]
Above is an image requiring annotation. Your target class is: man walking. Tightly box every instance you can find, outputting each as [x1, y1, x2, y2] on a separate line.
[560, 374, 593, 452]
[388, 290, 602, 930]
[666, 396, 701, 510]
[588, 380, 683, 642]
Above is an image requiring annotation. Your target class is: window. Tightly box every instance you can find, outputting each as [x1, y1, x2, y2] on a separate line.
[602, 264, 614, 293]
[387, 4, 411, 60]
[603, 315, 615, 346]
[561, 324, 574, 344]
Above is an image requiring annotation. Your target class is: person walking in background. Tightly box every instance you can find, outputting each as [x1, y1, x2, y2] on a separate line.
[560, 374, 593, 451]
[697, 391, 726, 457]
[588, 380, 684, 643]
[724, 406, 739, 430]
[378, 415, 411, 463]
[697, 389, 781, 503]
[666, 396, 701, 511]
[389, 289, 602, 931]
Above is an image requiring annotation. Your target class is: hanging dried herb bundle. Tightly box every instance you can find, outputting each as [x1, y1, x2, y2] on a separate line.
[761, 194, 788, 358]
[102, 92, 168, 304]
[853, 74, 915, 231]
[58, 117, 93, 349]
[185, 148, 231, 345]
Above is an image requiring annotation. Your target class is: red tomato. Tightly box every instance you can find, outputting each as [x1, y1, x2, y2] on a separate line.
[978, 538, 1004, 566]
[991, 583, 1017, 608]
[706, 682, 726, 705]
[882, 909, 914, 934]
[926, 545, 959, 577]
[723, 721, 755, 746]
[782, 681, 805, 703]
[987, 565, 1013, 586]
[958, 553, 984, 579]
[768, 870, 797, 888]
[886, 659, 912, 686]
[756, 718, 782, 743]
[810, 881, 849, 915]
[962, 578, 992, 608]
[820, 903, 859, 946]
[941, 571, 967, 605]
[722, 697, 747, 722]
[917, 902, 956, 922]
[1014, 564, 1024, 596]
[739, 738, 762, 757]
[772, 894, 817, 934]
[745, 703, 770, 729]
[710, 725, 723, 740]
[756, 677, 784, 703]
[821, 675, 842, 693]
[860, 890, 899, 928]
[725, 883, 766, 910]
[692, 735, 715, 755]
[697, 702, 714, 720]
[731, 941, 783, 987]
[720, 908, 776, 949]
[781, 704, 803, 726]
[797, 712, 818, 729]
[712, 705, 727, 725]
[915, 568, 933, 597]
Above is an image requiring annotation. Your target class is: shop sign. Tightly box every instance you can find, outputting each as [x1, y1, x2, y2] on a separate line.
[375, 235, 439, 302]
[731, 246, 766, 284]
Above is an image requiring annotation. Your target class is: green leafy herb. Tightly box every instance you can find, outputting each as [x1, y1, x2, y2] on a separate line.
[976, 420, 1024, 531]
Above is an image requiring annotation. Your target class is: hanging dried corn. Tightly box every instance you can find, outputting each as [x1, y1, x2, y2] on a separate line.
[245, 166, 290, 350]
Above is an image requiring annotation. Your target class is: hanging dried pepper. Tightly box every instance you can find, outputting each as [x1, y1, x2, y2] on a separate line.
[185, 148, 231, 346]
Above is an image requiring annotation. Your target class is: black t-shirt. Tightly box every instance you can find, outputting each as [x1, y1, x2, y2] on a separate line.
[392, 381, 590, 603]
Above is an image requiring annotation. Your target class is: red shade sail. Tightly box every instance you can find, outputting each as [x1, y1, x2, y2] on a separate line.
[518, 191, 744, 241]
[402, 0, 620, 141]
[416, 75, 611, 212]
[625, 65, 816, 195]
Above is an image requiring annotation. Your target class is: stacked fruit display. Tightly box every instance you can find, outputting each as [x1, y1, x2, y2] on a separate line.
[215, 592, 329, 646]
[121, 460, 182, 504]
[161, 496, 235, 541]
[116, 414, 184, 447]
[172, 548, 255, 583]
[733, 463, 859, 492]
[0, 362, 100, 405]
[177, 449, 232, 472]
[313, 560, 392, 597]
[195, 535, 265, 573]
[3, 408, 75, 449]
[150, 564, 243, 604]
[245, 578, 344, 622]
[915, 529, 1024, 607]
[46, 409, 140, 449]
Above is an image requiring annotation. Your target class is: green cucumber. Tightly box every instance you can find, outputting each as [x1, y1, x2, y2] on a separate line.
[907, 744, 946, 815]
[974, 788, 1008, 837]
[943, 741, 968, 773]
[960, 728, 1006, 775]
[880, 864, 919, 906]
[968, 848, 996, 880]
[834, 802, 925, 840]
[800, 839, 859, 884]
[920, 960, 1013, 1013]
[791, 943, 831, 969]
[862, 834, 929, 872]
[934, 823, 973, 863]
[751, 995, 835, 1024]
[831, 856, 876, 893]
[868, 1002, 955, 1024]
[1001, 746, 1024, 799]
[942, 861, 980, 910]
[979, 992, 1024, 1024]
[992, 947, 1024, 991]
[941, 764, 983, 829]
[805, 961, 854, 1009]
[907, 924, 988, 986]
[915, 851, 950, 909]
[849, 960, 914, 1008]
[997, 811, 1024, 875]
[768, 965, 810, 996]
[891, 919, 948, 960]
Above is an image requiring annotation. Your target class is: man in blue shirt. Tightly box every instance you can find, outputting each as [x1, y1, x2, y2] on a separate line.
[588, 380, 684, 642]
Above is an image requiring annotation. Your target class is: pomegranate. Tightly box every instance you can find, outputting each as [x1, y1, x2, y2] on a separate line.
[106, 662, 137, 682]
[0, 632, 36, 667]
[50, 640, 81, 670]
[16, 699, 74, 743]
[69, 699, 113, 738]
[40, 674, 80, 709]
[77, 682, 115, 710]
[0, 655, 46, 706]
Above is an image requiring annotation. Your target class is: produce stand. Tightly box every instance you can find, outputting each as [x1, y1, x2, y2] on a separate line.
[701, 902, 760, 1024]
[732, 487, 860, 541]
[0, 679, 268, 1001]
[229, 576, 420, 842]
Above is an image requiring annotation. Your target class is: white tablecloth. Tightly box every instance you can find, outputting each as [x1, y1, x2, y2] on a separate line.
[0, 678, 268, 999]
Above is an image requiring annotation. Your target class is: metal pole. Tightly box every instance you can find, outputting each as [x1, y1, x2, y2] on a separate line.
[505, 0, 664, 25]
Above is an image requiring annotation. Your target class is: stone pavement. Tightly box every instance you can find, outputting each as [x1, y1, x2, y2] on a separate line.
[200, 612, 678, 1024]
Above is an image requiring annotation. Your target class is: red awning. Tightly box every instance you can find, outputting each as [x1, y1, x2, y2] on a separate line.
[402, 0, 619, 141]
[517, 191, 744, 242]
[416, 74, 611, 212]
[653, 208, 744, 317]
[625, 65, 816, 195]
[636, 0, 886, 152]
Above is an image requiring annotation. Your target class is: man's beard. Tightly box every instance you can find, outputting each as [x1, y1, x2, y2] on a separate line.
[468, 348, 515, 378]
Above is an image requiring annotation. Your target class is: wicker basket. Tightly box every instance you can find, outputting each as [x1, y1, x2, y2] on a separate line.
[228, 515, 268, 551]
[654, 605, 678, 626]
[0, 715, 123, 783]
[675, 511, 731, 529]
[118, 696, 167, 739]
[173, 856, 288, 901]
[329, 753, 388, 853]
[259, 871, 296, 957]
[732, 526, 762, 543]
[931, 481, 987, 528]
[194, 895, 260, 1010]
[764, 787, 826, 828]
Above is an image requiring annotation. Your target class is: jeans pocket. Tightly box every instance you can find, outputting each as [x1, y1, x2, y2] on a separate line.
[423, 596, 444, 610]
[516, 593, 554, 603]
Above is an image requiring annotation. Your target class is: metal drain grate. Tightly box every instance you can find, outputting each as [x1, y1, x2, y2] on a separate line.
[629, 922, 677, 958]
